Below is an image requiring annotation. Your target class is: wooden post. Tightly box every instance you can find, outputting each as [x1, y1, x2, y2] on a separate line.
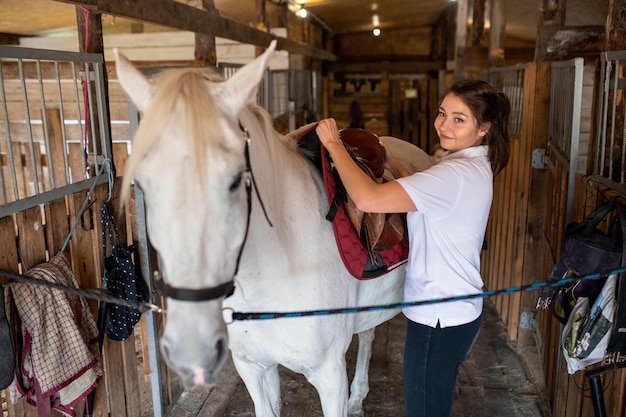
[607, 0, 626, 49]
[471, 0, 485, 46]
[534, 0, 566, 61]
[192, 0, 217, 66]
[76, 6, 109, 175]
[255, 0, 268, 57]
[454, 0, 469, 79]
[489, 0, 506, 67]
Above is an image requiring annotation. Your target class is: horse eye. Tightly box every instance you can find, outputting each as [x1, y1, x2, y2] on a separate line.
[229, 172, 243, 192]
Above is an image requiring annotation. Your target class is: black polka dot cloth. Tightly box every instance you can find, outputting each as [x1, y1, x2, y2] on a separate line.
[101, 203, 149, 341]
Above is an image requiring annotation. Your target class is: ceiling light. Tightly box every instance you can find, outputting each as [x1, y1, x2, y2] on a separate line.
[373, 27, 381, 36]
[297, 6, 308, 18]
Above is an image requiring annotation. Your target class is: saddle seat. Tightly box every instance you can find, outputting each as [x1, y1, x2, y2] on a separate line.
[335, 128, 405, 262]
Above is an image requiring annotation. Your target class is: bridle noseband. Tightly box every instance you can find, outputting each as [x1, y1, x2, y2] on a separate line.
[153, 122, 272, 303]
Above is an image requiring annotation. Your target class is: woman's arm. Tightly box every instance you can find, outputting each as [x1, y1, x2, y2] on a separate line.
[380, 141, 412, 179]
[316, 119, 416, 213]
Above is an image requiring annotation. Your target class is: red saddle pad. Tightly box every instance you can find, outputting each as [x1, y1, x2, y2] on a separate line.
[293, 123, 408, 279]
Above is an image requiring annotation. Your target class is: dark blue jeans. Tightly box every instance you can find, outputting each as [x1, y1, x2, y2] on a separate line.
[403, 315, 482, 417]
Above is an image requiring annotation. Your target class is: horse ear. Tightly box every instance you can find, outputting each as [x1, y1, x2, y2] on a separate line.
[114, 48, 154, 113]
[216, 40, 278, 113]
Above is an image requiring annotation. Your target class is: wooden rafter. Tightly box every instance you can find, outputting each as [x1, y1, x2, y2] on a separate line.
[55, 0, 336, 61]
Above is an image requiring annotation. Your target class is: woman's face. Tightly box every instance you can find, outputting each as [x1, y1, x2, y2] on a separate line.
[434, 93, 490, 153]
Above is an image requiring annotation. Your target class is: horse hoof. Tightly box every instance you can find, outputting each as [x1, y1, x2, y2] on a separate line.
[348, 409, 364, 417]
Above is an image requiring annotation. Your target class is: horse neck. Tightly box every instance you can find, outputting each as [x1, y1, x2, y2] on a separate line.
[243, 111, 325, 244]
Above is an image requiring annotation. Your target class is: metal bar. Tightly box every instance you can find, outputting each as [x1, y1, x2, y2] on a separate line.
[609, 58, 618, 180]
[0, 175, 109, 218]
[596, 54, 609, 176]
[0, 45, 104, 64]
[93, 61, 113, 163]
[0, 61, 15, 204]
[128, 100, 165, 417]
[566, 58, 583, 223]
[588, 374, 607, 417]
[37, 58, 54, 190]
[19, 57, 40, 196]
[54, 61, 72, 182]
[72, 61, 86, 181]
[85, 62, 98, 175]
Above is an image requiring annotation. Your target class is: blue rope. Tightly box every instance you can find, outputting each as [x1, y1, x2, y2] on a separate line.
[230, 266, 626, 321]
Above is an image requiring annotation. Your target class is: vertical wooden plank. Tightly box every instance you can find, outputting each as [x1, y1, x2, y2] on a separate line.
[15, 206, 46, 271]
[68, 142, 86, 184]
[12, 142, 26, 201]
[11, 208, 45, 416]
[66, 190, 99, 289]
[0, 216, 18, 281]
[44, 198, 69, 257]
[23, 144, 44, 196]
[112, 142, 129, 178]
[45, 108, 69, 188]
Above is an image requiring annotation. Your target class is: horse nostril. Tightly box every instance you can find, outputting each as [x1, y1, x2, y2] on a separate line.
[216, 338, 225, 358]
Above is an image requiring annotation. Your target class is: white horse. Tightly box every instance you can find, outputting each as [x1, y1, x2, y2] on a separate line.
[115, 41, 433, 417]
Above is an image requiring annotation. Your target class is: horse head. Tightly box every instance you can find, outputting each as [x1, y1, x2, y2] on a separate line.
[115, 41, 277, 387]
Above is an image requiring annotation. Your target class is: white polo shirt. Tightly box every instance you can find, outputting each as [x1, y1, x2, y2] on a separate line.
[396, 145, 492, 328]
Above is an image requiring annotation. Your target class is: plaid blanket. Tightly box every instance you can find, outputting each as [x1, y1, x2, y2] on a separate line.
[8, 252, 101, 417]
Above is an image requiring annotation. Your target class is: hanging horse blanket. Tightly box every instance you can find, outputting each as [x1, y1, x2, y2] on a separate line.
[291, 122, 409, 279]
[8, 252, 101, 417]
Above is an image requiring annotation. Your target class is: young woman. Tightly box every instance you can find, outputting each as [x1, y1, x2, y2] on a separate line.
[316, 79, 511, 417]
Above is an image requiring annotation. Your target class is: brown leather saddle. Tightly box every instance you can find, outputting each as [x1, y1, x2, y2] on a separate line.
[334, 128, 405, 264]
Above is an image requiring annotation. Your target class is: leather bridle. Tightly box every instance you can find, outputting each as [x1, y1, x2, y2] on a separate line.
[153, 123, 272, 302]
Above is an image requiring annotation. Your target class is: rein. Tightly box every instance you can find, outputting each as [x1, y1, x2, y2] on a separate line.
[153, 122, 273, 303]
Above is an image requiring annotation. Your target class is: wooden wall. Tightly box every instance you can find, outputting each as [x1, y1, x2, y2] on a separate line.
[479, 56, 626, 417]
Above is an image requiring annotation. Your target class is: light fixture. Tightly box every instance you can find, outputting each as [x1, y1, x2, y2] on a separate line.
[297, 6, 308, 18]
[372, 14, 380, 36]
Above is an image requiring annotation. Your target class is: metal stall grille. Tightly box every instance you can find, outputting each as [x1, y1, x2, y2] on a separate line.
[549, 58, 584, 222]
[595, 51, 626, 185]
[218, 62, 271, 109]
[480, 65, 526, 137]
[0, 46, 113, 217]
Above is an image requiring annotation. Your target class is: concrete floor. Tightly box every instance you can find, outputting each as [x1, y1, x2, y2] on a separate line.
[167, 299, 551, 417]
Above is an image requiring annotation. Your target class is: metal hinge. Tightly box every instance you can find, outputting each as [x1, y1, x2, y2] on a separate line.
[531, 148, 547, 169]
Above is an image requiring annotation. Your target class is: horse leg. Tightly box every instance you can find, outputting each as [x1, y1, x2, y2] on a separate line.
[306, 355, 349, 417]
[232, 355, 281, 417]
[347, 327, 375, 417]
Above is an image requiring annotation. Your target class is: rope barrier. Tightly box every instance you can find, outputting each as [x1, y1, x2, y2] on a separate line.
[1, 266, 623, 321]
[0, 268, 161, 314]
[228, 267, 625, 321]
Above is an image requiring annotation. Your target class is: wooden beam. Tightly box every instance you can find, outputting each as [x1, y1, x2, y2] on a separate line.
[328, 59, 446, 75]
[535, 26, 605, 61]
[55, 0, 336, 61]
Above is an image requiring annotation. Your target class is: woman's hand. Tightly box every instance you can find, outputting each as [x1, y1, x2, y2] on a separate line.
[316, 118, 342, 149]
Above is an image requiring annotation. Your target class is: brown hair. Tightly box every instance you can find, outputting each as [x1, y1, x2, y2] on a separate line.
[445, 79, 511, 175]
